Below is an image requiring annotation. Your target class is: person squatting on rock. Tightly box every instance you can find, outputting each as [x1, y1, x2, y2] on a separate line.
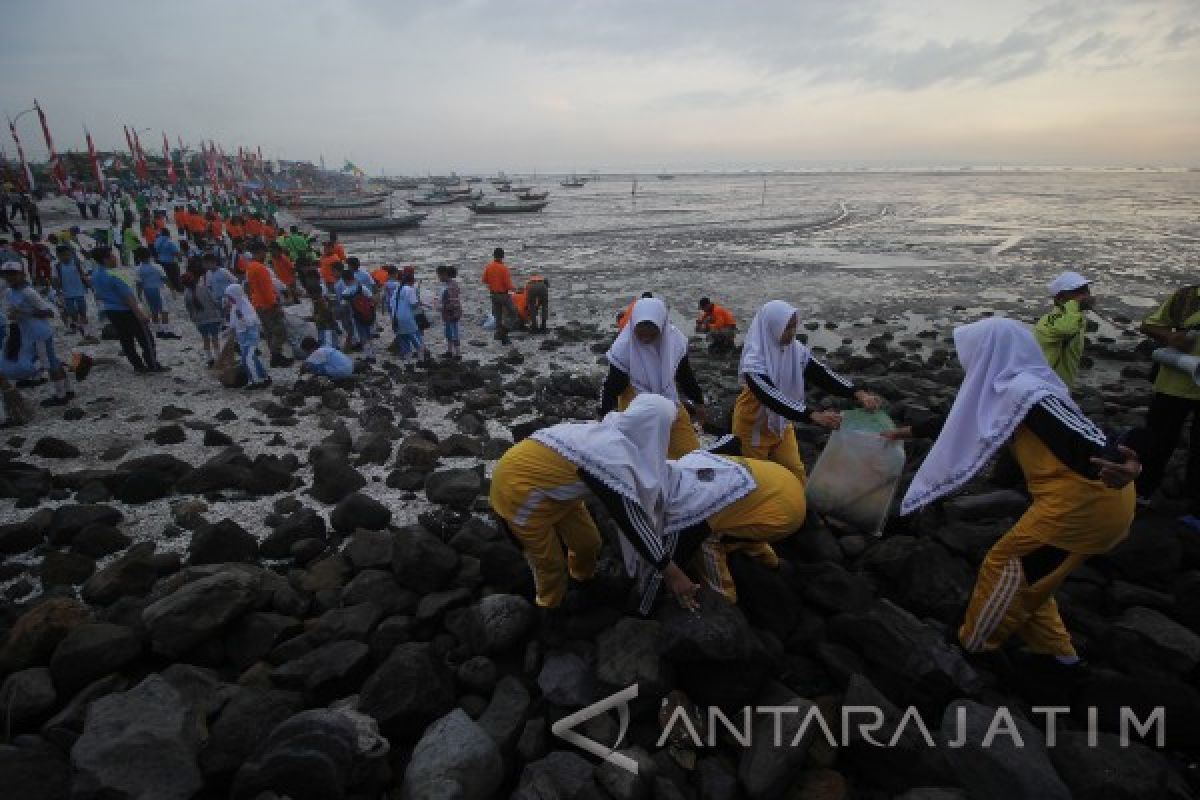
[490, 395, 703, 640]
[601, 296, 706, 459]
[891, 318, 1141, 674]
[734, 299, 882, 483]
[696, 296, 737, 355]
[299, 336, 354, 380]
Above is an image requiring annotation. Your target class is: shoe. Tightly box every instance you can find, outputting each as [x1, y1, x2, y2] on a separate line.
[149, 364, 171, 373]
[40, 395, 70, 408]
[133, 365, 151, 374]
[206, 358, 215, 368]
[74, 354, 94, 382]
[160, 331, 182, 340]
[269, 354, 294, 368]
[155, 331, 166, 339]
[244, 381, 269, 391]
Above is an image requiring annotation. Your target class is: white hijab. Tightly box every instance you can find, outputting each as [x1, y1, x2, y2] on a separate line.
[739, 300, 811, 436]
[606, 297, 688, 403]
[901, 317, 1080, 514]
[664, 450, 757, 533]
[530, 393, 676, 560]
[225, 284, 259, 333]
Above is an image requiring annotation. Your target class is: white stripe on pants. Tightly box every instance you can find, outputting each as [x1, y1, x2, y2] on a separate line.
[236, 326, 268, 384]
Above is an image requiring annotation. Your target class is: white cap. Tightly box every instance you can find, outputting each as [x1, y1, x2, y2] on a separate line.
[1048, 271, 1089, 296]
[0, 262, 24, 274]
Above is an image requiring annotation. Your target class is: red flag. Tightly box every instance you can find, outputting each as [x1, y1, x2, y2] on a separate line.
[131, 128, 148, 180]
[84, 126, 105, 189]
[162, 132, 177, 184]
[7, 116, 34, 191]
[33, 101, 66, 191]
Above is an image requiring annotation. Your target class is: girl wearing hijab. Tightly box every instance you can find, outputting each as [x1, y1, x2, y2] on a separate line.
[224, 284, 270, 389]
[490, 394, 701, 633]
[600, 297, 705, 459]
[734, 300, 881, 482]
[892, 318, 1140, 667]
[633, 445, 808, 613]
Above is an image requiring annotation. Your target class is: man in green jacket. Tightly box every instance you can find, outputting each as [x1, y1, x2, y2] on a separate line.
[1035, 271, 1092, 389]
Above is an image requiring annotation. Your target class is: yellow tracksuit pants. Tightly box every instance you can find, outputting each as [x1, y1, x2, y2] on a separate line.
[692, 457, 808, 603]
[959, 427, 1135, 657]
[618, 387, 700, 459]
[731, 387, 808, 484]
[489, 438, 600, 608]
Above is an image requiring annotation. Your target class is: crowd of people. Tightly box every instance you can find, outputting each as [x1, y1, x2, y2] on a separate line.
[1, 179, 1198, 679]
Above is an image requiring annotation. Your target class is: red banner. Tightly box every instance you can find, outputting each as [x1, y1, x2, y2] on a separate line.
[131, 128, 148, 180]
[162, 131, 177, 184]
[7, 117, 34, 191]
[33, 101, 66, 191]
[84, 126, 105, 189]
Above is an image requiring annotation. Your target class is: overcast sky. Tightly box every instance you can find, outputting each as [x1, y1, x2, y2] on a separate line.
[2, 0, 1197, 173]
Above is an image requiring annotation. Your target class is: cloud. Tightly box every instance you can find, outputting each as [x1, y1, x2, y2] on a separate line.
[1165, 24, 1198, 47]
[650, 87, 778, 112]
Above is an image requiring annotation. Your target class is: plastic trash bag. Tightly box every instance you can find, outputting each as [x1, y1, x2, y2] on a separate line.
[806, 410, 905, 535]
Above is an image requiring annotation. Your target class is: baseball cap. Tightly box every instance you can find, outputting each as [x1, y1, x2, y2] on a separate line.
[1048, 271, 1090, 296]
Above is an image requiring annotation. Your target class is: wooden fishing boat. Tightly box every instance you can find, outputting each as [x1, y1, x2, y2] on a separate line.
[407, 191, 458, 207]
[304, 194, 390, 209]
[467, 200, 549, 214]
[517, 190, 549, 201]
[560, 175, 585, 187]
[299, 205, 386, 221]
[311, 213, 428, 233]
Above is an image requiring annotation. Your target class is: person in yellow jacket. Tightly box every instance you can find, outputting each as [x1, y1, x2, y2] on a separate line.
[734, 300, 881, 482]
[1034, 270, 1092, 389]
[490, 394, 701, 638]
[600, 297, 705, 458]
[892, 318, 1141, 672]
[636, 442, 807, 611]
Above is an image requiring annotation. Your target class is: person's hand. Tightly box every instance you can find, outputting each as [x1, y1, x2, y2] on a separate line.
[881, 426, 914, 441]
[810, 410, 842, 430]
[854, 390, 883, 411]
[1091, 445, 1142, 489]
[662, 563, 700, 612]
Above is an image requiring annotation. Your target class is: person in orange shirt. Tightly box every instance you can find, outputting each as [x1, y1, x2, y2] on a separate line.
[268, 241, 297, 302]
[187, 208, 207, 240]
[481, 247, 518, 345]
[328, 233, 347, 262]
[696, 297, 738, 354]
[174, 206, 190, 236]
[141, 217, 156, 247]
[370, 265, 390, 286]
[244, 240, 292, 366]
[245, 214, 264, 239]
[207, 211, 224, 242]
[318, 242, 341, 290]
[617, 292, 654, 331]
[226, 216, 245, 241]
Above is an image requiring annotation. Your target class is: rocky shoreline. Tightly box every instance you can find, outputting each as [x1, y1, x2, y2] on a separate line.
[1, 312, 1199, 799]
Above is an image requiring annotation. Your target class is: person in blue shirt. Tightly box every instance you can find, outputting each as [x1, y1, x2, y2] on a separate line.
[90, 246, 165, 374]
[334, 266, 376, 359]
[153, 229, 182, 291]
[52, 242, 97, 343]
[203, 252, 234, 319]
[134, 246, 179, 339]
[1, 261, 74, 406]
[299, 337, 354, 379]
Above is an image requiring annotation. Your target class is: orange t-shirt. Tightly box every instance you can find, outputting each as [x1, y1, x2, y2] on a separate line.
[318, 254, 341, 286]
[481, 260, 513, 293]
[332, 243, 347, 261]
[371, 267, 390, 285]
[700, 303, 737, 330]
[174, 210, 191, 230]
[262, 225, 277, 241]
[272, 253, 295, 286]
[227, 222, 244, 240]
[188, 216, 207, 236]
[142, 225, 156, 244]
[154, 217, 167, 231]
[208, 218, 224, 239]
[245, 219, 264, 238]
[245, 260, 278, 309]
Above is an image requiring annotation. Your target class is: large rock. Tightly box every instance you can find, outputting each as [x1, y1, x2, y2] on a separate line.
[401, 709, 504, 800]
[1112, 606, 1200, 676]
[112, 470, 176, 504]
[49, 623, 141, 695]
[425, 468, 483, 509]
[330, 492, 392, 533]
[71, 675, 204, 800]
[943, 490, 1028, 522]
[32, 436, 80, 458]
[344, 529, 395, 570]
[271, 640, 370, 700]
[260, 508, 327, 559]
[0, 667, 57, 729]
[398, 434, 440, 467]
[1047, 730, 1175, 800]
[513, 752, 596, 799]
[310, 457, 366, 504]
[358, 642, 455, 738]
[70, 524, 131, 558]
[445, 593, 535, 655]
[231, 709, 360, 800]
[737, 683, 818, 800]
[477, 675, 531, 752]
[0, 597, 91, 673]
[0, 511, 48, 554]
[201, 687, 303, 784]
[939, 700, 1070, 800]
[188, 518, 259, 565]
[0, 743, 71, 800]
[596, 617, 670, 695]
[392, 526, 459, 594]
[224, 611, 303, 671]
[47, 505, 123, 546]
[80, 543, 158, 604]
[829, 599, 982, 715]
[537, 650, 596, 707]
[142, 570, 260, 657]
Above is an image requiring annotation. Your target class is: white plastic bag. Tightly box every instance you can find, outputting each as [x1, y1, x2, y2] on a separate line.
[806, 427, 905, 535]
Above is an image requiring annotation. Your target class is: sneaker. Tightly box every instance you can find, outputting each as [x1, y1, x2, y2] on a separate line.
[149, 364, 171, 373]
[244, 381, 269, 391]
[206, 358, 215, 368]
[133, 365, 151, 374]
[40, 395, 69, 408]
[160, 331, 182, 340]
[155, 331, 167, 339]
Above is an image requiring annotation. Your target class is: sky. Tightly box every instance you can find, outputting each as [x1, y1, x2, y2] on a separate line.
[1, 0, 1198, 173]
